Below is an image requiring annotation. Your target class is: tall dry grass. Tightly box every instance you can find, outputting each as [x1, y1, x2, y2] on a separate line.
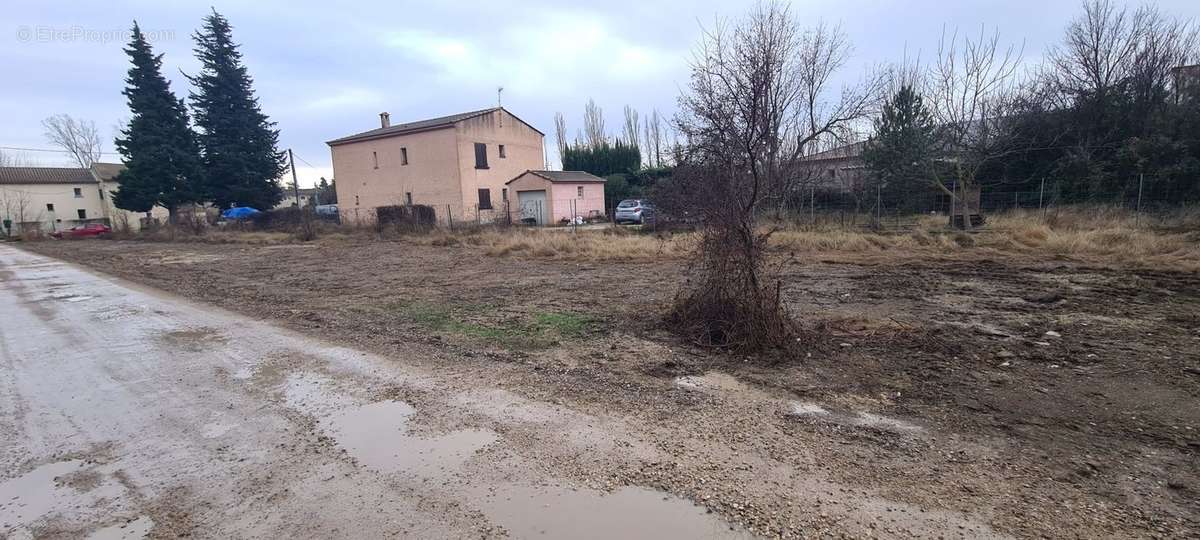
[404, 206, 1198, 268]
[406, 227, 694, 261]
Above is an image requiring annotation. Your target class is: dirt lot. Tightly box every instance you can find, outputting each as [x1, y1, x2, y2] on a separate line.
[22, 234, 1200, 538]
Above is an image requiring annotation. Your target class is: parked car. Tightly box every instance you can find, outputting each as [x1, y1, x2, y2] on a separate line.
[51, 223, 111, 239]
[315, 204, 339, 217]
[614, 199, 654, 224]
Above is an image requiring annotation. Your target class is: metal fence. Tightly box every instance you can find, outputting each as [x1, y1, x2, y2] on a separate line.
[775, 175, 1199, 231]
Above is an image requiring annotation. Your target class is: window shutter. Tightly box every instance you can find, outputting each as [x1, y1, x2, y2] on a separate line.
[478, 188, 492, 210]
[474, 143, 488, 169]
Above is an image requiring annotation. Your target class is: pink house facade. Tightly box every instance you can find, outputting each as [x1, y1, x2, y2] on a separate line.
[505, 170, 607, 225]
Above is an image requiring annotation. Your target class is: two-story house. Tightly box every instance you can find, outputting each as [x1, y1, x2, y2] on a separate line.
[327, 107, 545, 224]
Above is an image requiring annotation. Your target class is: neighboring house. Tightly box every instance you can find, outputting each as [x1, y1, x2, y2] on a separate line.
[0, 163, 166, 235]
[505, 170, 607, 225]
[1173, 64, 1200, 104]
[327, 107, 545, 224]
[798, 141, 868, 193]
[275, 187, 320, 209]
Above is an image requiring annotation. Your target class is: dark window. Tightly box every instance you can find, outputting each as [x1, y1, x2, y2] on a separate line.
[405, 192, 413, 206]
[73, 187, 83, 198]
[98, 188, 104, 199]
[498, 144, 506, 158]
[577, 186, 584, 198]
[77, 209, 87, 219]
[478, 188, 492, 210]
[373, 151, 379, 169]
[501, 188, 508, 201]
[474, 143, 488, 169]
[401, 147, 408, 165]
[46, 203, 55, 212]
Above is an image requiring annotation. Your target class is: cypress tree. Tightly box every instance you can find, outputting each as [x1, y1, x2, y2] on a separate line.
[112, 22, 203, 220]
[189, 9, 286, 210]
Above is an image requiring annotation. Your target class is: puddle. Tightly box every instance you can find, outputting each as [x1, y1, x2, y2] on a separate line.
[157, 327, 228, 353]
[85, 516, 153, 540]
[0, 460, 125, 530]
[788, 401, 924, 434]
[320, 400, 496, 476]
[479, 484, 750, 539]
[45, 294, 94, 303]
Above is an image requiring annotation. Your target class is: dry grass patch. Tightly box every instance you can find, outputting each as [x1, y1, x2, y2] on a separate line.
[409, 228, 695, 261]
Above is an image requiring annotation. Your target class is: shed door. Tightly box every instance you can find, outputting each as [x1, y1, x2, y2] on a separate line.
[517, 190, 547, 225]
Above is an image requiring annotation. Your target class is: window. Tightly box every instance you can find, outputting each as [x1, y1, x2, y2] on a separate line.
[98, 188, 104, 199]
[401, 147, 409, 165]
[46, 203, 55, 212]
[77, 209, 87, 219]
[501, 188, 508, 201]
[474, 143, 488, 169]
[73, 187, 83, 198]
[498, 144, 506, 158]
[577, 186, 584, 198]
[405, 192, 413, 206]
[373, 151, 379, 169]
[478, 188, 492, 210]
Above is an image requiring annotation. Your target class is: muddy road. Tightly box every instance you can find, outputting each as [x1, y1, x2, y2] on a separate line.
[0, 245, 754, 538]
[9, 237, 1200, 539]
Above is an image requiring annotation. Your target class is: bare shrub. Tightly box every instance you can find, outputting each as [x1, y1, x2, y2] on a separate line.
[375, 204, 436, 235]
[662, 1, 879, 352]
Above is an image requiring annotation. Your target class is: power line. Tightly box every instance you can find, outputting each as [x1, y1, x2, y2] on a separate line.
[0, 145, 122, 156]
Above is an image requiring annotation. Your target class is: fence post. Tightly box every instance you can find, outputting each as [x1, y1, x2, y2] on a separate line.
[1135, 173, 1144, 228]
[447, 204, 454, 230]
[809, 183, 815, 228]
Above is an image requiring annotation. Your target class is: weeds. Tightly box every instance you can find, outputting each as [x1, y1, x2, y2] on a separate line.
[390, 301, 596, 349]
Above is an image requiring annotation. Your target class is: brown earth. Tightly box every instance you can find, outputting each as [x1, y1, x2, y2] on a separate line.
[21, 235, 1200, 538]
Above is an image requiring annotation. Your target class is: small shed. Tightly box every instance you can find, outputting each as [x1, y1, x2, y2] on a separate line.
[505, 170, 606, 225]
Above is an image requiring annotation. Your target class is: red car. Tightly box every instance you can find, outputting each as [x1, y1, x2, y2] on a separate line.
[51, 223, 112, 239]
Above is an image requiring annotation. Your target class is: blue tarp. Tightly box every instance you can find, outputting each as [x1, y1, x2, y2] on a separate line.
[222, 207, 261, 220]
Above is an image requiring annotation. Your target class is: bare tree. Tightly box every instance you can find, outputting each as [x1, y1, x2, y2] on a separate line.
[664, 1, 879, 351]
[42, 114, 103, 168]
[927, 26, 1022, 227]
[583, 98, 606, 149]
[0, 187, 34, 235]
[0, 149, 34, 167]
[622, 105, 641, 157]
[554, 112, 568, 166]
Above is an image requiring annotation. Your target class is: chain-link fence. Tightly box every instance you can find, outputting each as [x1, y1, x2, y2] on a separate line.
[774, 176, 1200, 231]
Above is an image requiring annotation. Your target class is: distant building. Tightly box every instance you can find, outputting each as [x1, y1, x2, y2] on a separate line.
[275, 187, 320, 209]
[1172, 64, 1200, 104]
[0, 163, 166, 235]
[798, 141, 868, 192]
[327, 107, 545, 224]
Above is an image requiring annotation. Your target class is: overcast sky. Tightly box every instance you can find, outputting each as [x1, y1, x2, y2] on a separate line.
[3, 0, 1199, 187]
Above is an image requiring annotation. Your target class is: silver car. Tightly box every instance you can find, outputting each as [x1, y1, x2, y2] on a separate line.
[614, 199, 653, 224]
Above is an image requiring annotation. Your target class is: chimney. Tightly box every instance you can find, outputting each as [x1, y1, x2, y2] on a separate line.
[379, 112, 391, 128]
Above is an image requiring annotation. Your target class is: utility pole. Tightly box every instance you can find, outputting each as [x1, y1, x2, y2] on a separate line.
[288, 149, 300, 208]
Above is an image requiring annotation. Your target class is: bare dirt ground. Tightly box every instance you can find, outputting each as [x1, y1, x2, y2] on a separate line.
[18, 235, 1200, 539]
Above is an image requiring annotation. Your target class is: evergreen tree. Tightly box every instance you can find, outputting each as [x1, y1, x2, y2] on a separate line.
[862, 85, 938, 207]
[189, 9, 286, 210]
[315, 177, 337, 204]
[561, 139, 641, 177]
[112, 22, 203, 220]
